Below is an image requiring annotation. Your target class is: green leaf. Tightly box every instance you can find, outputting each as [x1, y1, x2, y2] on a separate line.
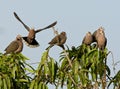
[34, 81, 38, 89]
[5, 76, 11, 89]
[3, 79, 7, 89]
[60, 58, 68, 70]
[67, 79, 72, 89]
[12, 66, 17, 78]
[30, 80, 35, 89]
[0, 76, 3, 89]
[38, 51, 48, 71]
[73, 58, 79, 74]
[49, 58, 55, 82]
[19, 79, 28, 83]
[38, 82, 42, 89]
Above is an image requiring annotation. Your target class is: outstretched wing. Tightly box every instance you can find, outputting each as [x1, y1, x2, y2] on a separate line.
[14, 12, 30, 31]
[35, 21, 57, 33]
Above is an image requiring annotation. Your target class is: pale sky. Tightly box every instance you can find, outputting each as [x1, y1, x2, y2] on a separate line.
[0, 0, 120, 88]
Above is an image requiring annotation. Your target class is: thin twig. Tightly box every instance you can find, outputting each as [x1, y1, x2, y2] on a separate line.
[67, 73, 77, 86]
[63, 50, 73, 68]
[52, 27, 59, 36]
[28, 62, 40, 65]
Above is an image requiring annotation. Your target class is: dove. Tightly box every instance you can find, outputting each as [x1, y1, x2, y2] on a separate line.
[92, 27, 107, 50]
[46, 31, 67, 50]
[96, 29, 107, 50]
[4, 35, 23, 55]
[82, 32, 93, 45]
[14, 12, 57, 47]
[92, 27, 104, 42]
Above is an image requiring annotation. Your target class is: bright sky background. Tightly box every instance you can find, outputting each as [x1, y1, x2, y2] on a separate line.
[0, 0, 120, 88]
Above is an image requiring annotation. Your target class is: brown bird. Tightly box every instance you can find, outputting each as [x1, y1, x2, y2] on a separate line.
[92, 27, 104, 42]
[46, 31, 67, 50]
[92, 27, 107, 50]
[4, 35, 23, 55]
[14, 12, 57, 48]
[82, 32, 93, 45]
[96, 29, 107, 50]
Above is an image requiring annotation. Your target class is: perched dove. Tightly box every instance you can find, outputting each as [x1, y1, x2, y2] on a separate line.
[92, 27, 107, 50]
[14, 12, 57, 48]
[4, 35, 23, 55]
[96, 29, 107, 50]
[46, 31, 67, 50]
[92, 27, 104, 42]
[82, 32, 93, 45]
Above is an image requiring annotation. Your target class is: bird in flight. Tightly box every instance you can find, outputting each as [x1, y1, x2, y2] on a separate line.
[14, 12, 57, 48]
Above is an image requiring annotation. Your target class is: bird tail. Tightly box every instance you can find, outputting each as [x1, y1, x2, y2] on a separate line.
[22, 37, 39, 48]
[46, 45, 54, 50]
[59, 45, 65, 50]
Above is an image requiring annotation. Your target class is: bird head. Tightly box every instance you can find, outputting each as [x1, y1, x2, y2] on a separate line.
[98, 27, 105, 35]
[16, 34, 22, 40]
[87, 31, 92, 36]
[60, 31, 66, 36]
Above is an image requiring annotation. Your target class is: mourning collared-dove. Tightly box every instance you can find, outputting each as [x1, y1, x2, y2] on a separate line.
[82, 32, 93, 45]
[4, 35, 23, 55]
[46, 31, 67, 50]
[92, 27, 107, 50]
[92, 27, 104, 42]
[14, 12, 57, 48]
[96, 29, 107, 50]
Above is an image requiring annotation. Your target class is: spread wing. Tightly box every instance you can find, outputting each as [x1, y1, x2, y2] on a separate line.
[14, 12, 30, 31]
[35, 21, 57, 33]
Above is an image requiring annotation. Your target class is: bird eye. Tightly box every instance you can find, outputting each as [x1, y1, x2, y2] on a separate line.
[17, 38, 21, 40]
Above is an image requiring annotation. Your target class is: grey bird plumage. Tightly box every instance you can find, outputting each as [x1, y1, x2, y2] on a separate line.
[46, 31, 67, 50]
[4, 35, 23, 55]
[14, 12, 57, 48]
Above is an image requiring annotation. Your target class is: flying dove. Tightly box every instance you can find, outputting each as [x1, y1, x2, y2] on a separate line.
[14, 12, 57, 48]
[82, 32, 93, 45]
[4, 35, 23, 55]
[46, 31, 67, 50]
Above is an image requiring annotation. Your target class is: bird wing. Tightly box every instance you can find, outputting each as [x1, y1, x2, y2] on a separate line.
[35, 21, 57, 33]
[82, 36, 86, 44]
[14, 12, 30, 31]
[105, 37, 107, 47]
[48, 35, 59, 45]
[5, 41, 19, 53]
[59, 34, 67, 45]
[92, 30, 97, 42]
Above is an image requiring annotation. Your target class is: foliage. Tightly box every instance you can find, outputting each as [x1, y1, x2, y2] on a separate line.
[0, 53, 34, 89]
[0, 44, 119, 89]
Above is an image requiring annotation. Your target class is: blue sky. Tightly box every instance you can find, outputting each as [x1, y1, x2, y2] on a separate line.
[0, 0, 120, 88]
